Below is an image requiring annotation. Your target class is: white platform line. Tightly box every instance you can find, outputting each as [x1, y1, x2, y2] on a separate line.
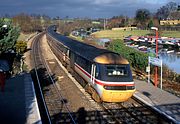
[25, 74, 42, 124]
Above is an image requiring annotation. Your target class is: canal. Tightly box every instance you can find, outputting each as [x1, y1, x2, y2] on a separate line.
[159, 52, 180, 74]
[124, 39, 180, 74]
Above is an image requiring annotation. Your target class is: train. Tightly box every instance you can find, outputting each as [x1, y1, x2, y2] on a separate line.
[46, 25, 135, 102]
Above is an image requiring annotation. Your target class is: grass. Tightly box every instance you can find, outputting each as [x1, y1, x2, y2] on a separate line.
[93, 29, 180, 39]
[92, 29, 150, 39]
[69, 34, 84, 42]
[161, 31, 180, 38]
[18, 32, 36, 41]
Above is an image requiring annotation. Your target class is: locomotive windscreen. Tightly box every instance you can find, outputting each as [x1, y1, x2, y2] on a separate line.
[99, 64, 133, 82]
[106, 65, 128, 76]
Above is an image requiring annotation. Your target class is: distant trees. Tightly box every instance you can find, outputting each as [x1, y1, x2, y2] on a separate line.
[133, 2, 179, 29]
[156, 2, 177, 20]
[0, 19, 20, 55]
[106, 16, 129, 29]
[178, 5, 180, 11]
[12, 13, 51, 33]
[147, 19, 154, 28]
[106, 18, 120, 29]
[57, 19, 97, 35]
[12, 13, 33, 32]
[135, 9, 151, 28]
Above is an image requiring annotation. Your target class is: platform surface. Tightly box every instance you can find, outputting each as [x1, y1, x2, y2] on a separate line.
[0, 73, 180, 123]
[0, 73, 41, 124]
[134, 79, 180, 124]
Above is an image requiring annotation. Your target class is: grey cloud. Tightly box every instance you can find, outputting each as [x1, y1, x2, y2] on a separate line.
[0, 0, 179, 18]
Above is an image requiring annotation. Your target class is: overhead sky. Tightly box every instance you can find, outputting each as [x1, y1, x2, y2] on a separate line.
[0, 0, 179, 18]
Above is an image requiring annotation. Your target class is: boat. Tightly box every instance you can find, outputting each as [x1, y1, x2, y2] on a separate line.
[138, 46, 147, 53]
[167, 50, 174, 54]
[176, 52, 180, 55]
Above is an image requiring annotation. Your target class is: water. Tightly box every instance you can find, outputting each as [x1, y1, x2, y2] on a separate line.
[125, 41, 180, 74]
[159, 52, 180, 74]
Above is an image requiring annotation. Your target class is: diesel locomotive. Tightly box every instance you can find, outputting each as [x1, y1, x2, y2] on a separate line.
[46, 26, 135, 102]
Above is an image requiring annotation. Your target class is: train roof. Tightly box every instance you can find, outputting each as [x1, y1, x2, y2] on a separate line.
[94, 53, 129, 64]
[47, 26, 129, 64]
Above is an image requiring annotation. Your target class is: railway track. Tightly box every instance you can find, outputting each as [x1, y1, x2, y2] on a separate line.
[31, 33, 76, 123]
[46, 34, 172, 124]
[101, 97, 169, 124]
[30, 33, 172, 124]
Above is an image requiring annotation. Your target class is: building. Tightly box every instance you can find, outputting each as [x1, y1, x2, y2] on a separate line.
[160, 19, 180, 25]
[160, 11, 180, 26]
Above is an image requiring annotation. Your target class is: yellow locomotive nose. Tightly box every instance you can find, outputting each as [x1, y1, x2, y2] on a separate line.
[101, 89, 136, 102]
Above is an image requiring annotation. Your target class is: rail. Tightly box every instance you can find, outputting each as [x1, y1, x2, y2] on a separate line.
[31, 32, 76, 123]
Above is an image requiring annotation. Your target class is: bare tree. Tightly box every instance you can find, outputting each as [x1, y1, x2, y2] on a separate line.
[12, 13, 33, 33]
[156, 2, 177, 20]
[12, 13, 50, 33]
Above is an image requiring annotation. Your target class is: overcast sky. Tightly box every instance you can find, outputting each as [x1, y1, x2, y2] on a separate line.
[0, 0, 179, 18]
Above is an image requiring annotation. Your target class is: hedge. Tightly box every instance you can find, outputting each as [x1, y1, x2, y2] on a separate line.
[108, 39, 148, 71]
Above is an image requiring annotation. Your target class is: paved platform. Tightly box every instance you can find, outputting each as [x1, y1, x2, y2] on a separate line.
[0, 73, 41, 124]
[1, 72, 180, 123]
[134, 79, 180, 124]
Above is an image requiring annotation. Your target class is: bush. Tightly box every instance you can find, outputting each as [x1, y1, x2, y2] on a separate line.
[15, 40, 27, 55]
[108, 39, 148, 71]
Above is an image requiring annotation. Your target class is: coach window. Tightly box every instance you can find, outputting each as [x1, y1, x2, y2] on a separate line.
[86, 61, 91, 73]
[76, 56, 85, 68]
[95, 64, 100, 78]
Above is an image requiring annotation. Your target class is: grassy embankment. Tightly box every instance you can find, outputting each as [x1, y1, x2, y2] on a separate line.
[69, 34, 84, 42]
[17, 32, 36, 41]
[13, 32, 37, 74]
[161, 31, 180, 38]
[93, 29, 180, 40]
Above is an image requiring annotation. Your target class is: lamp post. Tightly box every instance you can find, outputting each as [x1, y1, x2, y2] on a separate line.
[151, 27, 158, 87]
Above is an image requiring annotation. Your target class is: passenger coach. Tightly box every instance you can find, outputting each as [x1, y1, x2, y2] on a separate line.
[46, 26, 135, 102]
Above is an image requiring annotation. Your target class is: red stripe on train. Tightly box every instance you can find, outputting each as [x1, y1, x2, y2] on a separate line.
[95, 80, 134, 86]
[75, 63, 91, 78]
[75, 63, 134, 87]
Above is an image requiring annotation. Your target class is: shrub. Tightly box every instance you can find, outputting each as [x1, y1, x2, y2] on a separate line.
[108, 39, 148, 71]
[15, 40, 27, 55]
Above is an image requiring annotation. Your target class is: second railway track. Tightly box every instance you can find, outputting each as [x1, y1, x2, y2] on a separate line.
[31, 32, 76, 123]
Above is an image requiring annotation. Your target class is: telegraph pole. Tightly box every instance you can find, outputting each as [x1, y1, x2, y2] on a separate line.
[151, 27, 158, 87]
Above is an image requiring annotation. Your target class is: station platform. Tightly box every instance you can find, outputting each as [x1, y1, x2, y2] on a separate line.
[0, 73, 41, 124]
[134, 79, 180, 124]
